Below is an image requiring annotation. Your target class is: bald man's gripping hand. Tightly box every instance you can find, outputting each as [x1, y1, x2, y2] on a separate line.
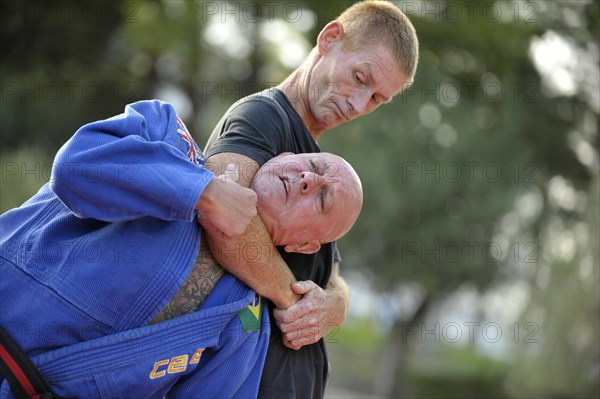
[196, 164, 257, 237]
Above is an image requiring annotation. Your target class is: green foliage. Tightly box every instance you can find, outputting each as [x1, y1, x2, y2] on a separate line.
[1, 0, 138, 153]
[407, 345, 509, 398]
[330, 317, 385, 350]
[326, 318, 385, 390]
[0, 148, 52, 213]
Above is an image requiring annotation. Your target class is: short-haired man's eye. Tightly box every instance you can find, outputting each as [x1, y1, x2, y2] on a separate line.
[354, 72, 363, 84]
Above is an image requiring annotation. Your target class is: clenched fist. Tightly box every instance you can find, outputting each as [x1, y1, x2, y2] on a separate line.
[196, 164, 257, 237]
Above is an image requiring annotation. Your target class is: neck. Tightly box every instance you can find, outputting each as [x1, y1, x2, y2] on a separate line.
[277, 49, 324, 142]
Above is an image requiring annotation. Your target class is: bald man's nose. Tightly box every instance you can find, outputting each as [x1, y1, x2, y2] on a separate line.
[300, 172, 326, 194]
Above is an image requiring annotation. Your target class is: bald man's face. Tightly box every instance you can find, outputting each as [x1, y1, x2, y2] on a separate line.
[251, 152, 362, 252]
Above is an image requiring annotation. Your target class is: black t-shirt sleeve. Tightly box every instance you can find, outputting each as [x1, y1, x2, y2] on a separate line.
[205, 97, 288, 167]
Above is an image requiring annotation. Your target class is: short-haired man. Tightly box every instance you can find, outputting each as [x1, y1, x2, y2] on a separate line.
[202, 1, 418, 397]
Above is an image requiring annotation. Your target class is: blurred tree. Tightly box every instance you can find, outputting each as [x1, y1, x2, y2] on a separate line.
[0, 0, 141, 154]
[501, 0, 600, 396]
[504, 178, 599, 398]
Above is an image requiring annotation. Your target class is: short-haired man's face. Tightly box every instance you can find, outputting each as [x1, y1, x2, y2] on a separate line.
[308, 38, 408, 132]
[251, 152, 362, 254]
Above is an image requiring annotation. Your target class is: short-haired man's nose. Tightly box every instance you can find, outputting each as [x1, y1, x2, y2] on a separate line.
[300, 172, 325, 194]
[348, 92, 371, 116]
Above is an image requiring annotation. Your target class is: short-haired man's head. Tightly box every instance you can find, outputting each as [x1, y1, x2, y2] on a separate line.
[337, 0, 419, 85]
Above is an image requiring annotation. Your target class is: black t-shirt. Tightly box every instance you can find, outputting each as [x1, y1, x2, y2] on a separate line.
[205, 88, 334, 286]
[205, 88, 334, 398]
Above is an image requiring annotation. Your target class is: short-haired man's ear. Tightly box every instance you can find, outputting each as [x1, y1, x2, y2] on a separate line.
[284, 241, 321, 255]
[317, 21, 345, 54]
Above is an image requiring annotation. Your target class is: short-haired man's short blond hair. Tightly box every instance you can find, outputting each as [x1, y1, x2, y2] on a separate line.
[337, 0, 419, 85]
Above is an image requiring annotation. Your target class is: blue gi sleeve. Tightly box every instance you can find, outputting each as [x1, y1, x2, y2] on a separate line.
[50, 100, 213, 222]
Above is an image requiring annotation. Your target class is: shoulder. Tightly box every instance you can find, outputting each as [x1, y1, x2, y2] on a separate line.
[205, 89, 295, 166]
[226, 90, 288, 122]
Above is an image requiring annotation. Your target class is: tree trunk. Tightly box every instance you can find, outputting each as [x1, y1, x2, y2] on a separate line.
[372, 293, 432, 397]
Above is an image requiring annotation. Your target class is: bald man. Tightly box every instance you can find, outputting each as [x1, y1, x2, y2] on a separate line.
[0, 100, 362, 398]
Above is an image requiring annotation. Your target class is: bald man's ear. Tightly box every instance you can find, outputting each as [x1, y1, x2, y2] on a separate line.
[284, 241, 321, 255]
[317, 21, 345, 54]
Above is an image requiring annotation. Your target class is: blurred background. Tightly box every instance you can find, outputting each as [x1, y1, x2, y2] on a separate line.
[1, 0, 598, 397]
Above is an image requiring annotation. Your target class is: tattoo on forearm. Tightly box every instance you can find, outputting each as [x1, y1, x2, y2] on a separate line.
[150, 245, 224, 324]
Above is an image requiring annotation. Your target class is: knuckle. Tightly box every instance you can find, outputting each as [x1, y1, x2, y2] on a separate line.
[278, 313, 289, 323]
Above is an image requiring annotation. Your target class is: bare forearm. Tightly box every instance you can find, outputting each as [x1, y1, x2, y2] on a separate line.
[205, 219, 298, 309]
[326, 262, 350, 325]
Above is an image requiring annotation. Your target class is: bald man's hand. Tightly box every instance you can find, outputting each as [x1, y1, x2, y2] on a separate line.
[196, 164, 257, 237]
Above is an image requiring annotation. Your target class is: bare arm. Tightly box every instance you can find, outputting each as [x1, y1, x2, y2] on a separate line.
[200, 152, 299, 309]
[325, 261, 350, 323]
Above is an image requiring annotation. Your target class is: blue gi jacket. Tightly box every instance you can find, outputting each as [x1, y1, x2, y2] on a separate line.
[0, 101, 268, 398]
